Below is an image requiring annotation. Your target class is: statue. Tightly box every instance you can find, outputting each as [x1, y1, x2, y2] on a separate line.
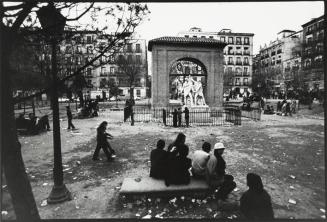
[192, 78, 206, 106]
[183, 76, 194, 106]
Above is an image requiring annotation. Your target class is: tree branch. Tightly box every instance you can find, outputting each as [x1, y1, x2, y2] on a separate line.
[66, 3, 94, 21]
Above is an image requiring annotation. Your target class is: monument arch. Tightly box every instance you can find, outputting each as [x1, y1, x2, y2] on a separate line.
[148, 36, 227, 109]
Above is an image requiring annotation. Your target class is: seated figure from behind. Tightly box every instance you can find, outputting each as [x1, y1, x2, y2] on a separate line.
[240, 173, 274, 219]
[191, 142, 211, 178]
[165, 144, 192, 186]
[150, 139, 168, 180]
[16, 113, 50, 134]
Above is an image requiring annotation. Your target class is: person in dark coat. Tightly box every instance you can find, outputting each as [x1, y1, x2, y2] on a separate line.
[92, 121, 115, 161]
[177, 108, 182, 127]
[165, 144, 191, 186]
[66, 106, 76, 130]
[162, 109, 167, 126]
[150, 139, 168, 179]
[206, 142, 236, 200]
[172, 109, 178, 127]
[184, 107, 190, 127]
[167, 132, 186, 153]
[240, 173, 274, 220]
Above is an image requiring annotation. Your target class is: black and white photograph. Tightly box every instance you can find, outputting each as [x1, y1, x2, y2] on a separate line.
[1, 1, 325, 220]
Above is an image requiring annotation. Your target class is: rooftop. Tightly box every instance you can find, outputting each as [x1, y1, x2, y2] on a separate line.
[302, 15, 324, 27]
[148, 36, 226, 51]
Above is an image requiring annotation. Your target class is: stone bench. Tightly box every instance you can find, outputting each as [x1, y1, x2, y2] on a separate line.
[119, 177, 211, 199]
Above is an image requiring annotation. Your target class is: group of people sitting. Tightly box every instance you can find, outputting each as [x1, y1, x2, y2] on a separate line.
[77, 99, 99, 118]
[150, 133, 274, 219]
[16, 113, 50, 135]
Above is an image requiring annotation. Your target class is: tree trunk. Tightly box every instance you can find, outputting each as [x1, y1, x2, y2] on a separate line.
[2, 43, 41, 221]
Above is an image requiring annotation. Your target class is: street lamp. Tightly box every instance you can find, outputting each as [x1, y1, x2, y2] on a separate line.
[37, 2, 71, 204]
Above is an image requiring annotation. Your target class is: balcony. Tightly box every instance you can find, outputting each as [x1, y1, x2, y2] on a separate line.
[243, 62, 249, 66]
[235, 51, 242, 55]
[243, 51, 250, 55]
[228, 61, 234, 65]
[235, 61, 242, 65]
[235, 41, 242, 45]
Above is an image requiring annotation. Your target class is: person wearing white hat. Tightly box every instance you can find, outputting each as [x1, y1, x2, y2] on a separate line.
[206, 142, 236, 201]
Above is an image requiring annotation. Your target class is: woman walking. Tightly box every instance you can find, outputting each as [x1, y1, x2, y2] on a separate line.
[92, 121, 115, 161]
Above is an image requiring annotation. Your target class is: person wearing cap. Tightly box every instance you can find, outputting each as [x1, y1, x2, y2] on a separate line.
[191, 142, 211, 178]
[66, 106, 75, 130]
[206, 142, 236, 201]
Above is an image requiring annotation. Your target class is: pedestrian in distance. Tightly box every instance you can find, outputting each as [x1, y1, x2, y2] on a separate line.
[172, 109, 178, 127]
[240, 173, 274, 220]
[66, 106, 75, 130]
[177, 107, 182, 127]
[184, 107, 190, 127]
[92, 121, 116, 161]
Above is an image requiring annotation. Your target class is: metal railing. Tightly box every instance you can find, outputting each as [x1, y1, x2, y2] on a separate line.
[124, 107, 242, 126]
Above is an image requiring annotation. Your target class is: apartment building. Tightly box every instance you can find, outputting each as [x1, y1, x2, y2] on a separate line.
[301, 15, 324, 90]
[256, 30, 302, 93]
[178, 27, 254, 95]
[54, 30, 148, 99]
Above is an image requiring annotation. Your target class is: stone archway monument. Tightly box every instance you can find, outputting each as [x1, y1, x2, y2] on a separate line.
[148, 36, 227, 109]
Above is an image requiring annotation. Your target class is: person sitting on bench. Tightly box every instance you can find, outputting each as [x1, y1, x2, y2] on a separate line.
[150, 139, 168, 180]
[205, 142, 236, 201]
[165, 144, 191, 186]
[191, 142, 211, 179]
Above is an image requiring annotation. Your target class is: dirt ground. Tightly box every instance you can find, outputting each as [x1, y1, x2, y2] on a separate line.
[2, 103, 325, 219]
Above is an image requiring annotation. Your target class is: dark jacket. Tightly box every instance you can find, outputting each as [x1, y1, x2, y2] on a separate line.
[215, 154, 226, 177]
[240, 189, 274, 219]
[150, 149, 168, 179]
[165, 155, 191, 186]
[67, 109, 73, 119]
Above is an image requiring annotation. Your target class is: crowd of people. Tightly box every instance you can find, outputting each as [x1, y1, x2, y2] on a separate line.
[76, 99, 99, 118]
[264, 99, 297, 116]
[149, 133, 274, 220]
[164, 107, 190, 127]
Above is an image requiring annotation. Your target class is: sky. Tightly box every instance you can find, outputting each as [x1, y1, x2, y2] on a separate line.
[135, 2, 324, 54]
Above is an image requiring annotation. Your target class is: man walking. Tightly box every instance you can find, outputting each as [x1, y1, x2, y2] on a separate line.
[66, 106, 75, 130]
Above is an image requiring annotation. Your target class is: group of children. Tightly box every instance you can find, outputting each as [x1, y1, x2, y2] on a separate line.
[150, 133, 274, 219]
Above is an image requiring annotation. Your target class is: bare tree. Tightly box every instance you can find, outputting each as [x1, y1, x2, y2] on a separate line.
[1, 2, 149, 220]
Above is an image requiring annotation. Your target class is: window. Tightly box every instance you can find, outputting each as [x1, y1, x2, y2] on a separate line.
[193, 35, 197, 38]
[228, 37, 233, 44]
[127, 55, 132, 63]
[201, 36, 206, 38]
[126, 43, 132, 52]
[136, 89, 141, 96]
[236, 46, 242, 55]
[244, 57, 249, 65]
[109, 55, 115, 63]
[136, 44, 141, 53]
[101, 67, 106, 75]
[228, 46, 233, 54]
[136, 55, 141, 64]
[244, 37, 249, 45]
[86, 36, 92, 44]
[209, 36, 214, 39]
[227, 67, 233, 73]
[87, 46, 92, 54]
[110, 67, 115, 74]
[244, 78, 248, 85]
[244, 67, 248, 74]
[220, 36, 225, 42]
[87, 68, 92, 76]
[236, 57, 242, 65]
[235, 78, 240, 85]
[118, 54, 124, 62]
[228, 57, 233, 64]
[185, 35, 189, 38]
[236, 37, 241, 44]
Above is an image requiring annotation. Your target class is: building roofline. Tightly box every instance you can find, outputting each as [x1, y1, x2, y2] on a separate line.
[148, 36, 227, 51]
[301, 15, 324, 27]
[179, 31, 254, 37]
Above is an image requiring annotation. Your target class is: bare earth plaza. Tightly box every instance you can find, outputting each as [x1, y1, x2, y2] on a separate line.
[1, 2, 325, 221]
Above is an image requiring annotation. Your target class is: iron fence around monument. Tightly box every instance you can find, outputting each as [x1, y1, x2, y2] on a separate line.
[124, 107, 241, 126]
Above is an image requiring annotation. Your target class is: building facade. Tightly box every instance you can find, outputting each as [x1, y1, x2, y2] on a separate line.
[55, 30, 148, 99]
[178, 27, 254, 95]
[255, 30, 302, 95]
[301, 15, 324, 91]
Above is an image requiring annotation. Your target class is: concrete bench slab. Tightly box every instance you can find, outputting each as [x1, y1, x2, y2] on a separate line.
[120, 177, 210, 198]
